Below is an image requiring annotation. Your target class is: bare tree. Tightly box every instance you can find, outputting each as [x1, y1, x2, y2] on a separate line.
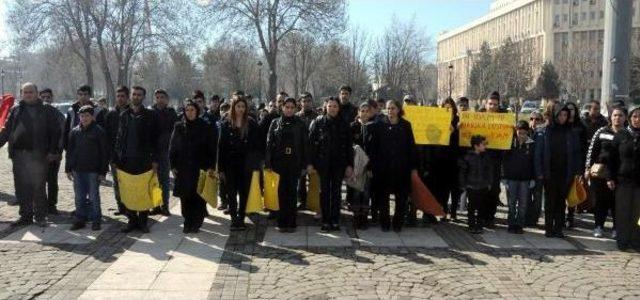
[372, 17, 433, 101]
[8, 0, 96, 87]
[280, 32, 325, 97]
[556, 43, 599, 103]
[200, 36, 262, 98]
[203, 0, 347, 100]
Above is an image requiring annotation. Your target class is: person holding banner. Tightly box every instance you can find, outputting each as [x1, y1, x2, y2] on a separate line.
[0, 83, 62, 228]
[368, 100, 418, 232]
[534, 104, 583, 238]
[309, 97, 354, 232]
[169, 101, 217, 233]
[265, 97, 310, 233]
[218, 96, 261, 231]
[113, 86, 160, 233]
[479, 91, 505, 228]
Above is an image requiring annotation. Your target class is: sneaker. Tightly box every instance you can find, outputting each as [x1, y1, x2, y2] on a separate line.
[331, 224, 341, 232]
[276, 227, 286, 233]
[48, 207, 60, 215]
[611, 230, 617, 239]
[217, 204, 228, 211]
[35, 220, 48, 228]
[10, 218, 33, 227]
[320, 224, 331, 232]
[91, 223, 101, 231]
[314, 213, 322, 220]
[515, 227, 524, 234]
[554, 232, 565, 238]
[183, 227, 190, 234]
[593, 227, 603, 238]
[70, 222, 86, 231]
[565, 220, 575, 229]
[545, 231, 554, 238]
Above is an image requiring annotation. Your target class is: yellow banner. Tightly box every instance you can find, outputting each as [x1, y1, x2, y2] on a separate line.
[403, 106, 453, 145]
[459, 111, 515, 150]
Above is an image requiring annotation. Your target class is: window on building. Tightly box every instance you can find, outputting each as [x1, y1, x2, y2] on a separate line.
[563, 0, 568, 3]
[555, 0, 560, 4]
[591, 11, 596, 19]
[563, 14, 568, 22]
[555, 14, 561, 25]
[600, 10, 604, 19]
[599, 70, 603, 78]
[582, 12, 587, 20]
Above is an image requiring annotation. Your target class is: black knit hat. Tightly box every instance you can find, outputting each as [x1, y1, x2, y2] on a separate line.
[489, 91, 500, 100]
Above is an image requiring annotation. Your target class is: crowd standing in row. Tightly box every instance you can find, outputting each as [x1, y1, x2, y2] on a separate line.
[1, 83, 639, 251]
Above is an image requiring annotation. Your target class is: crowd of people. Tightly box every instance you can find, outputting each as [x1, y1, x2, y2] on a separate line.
[0, 82, 639, 251]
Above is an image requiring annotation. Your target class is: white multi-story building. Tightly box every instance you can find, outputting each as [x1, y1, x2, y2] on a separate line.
[437, 0, 640, 101]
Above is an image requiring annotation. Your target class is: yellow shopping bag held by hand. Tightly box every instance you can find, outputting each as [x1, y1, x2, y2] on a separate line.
[263, 170, 280, 211]
[307, 172, 321, 213]
[245, 171, 262, 214]
[117, 169, 163, 211]
[567, 176, 587, 208]
[197, 170, 218, 208]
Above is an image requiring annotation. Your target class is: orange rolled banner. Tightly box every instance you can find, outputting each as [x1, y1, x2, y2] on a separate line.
[410, 172, 445, 216]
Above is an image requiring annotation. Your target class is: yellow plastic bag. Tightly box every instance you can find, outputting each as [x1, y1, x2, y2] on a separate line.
[263, 170, 280, 211]
[197, 170, 218, 208]
[567, 176, 587, 208]
[245, 171, 262, 214]
[116, 169, 163, 211]
[307, 173, 321, 213]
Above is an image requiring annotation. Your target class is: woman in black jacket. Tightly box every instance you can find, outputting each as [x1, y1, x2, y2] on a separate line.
[218, 97, 261, 230]
[265, 97, 310, 232]
[169, 101, 217, 233]
[585, 107, 626, 238]
[368, 100, 418, 232]
[606, 106, 640, 251]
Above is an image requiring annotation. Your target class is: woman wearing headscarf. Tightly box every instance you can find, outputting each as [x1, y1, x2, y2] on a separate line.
[169, 101, 217, 233]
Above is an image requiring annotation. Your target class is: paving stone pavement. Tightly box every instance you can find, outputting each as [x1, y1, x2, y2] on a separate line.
[1, 146, 640, 300]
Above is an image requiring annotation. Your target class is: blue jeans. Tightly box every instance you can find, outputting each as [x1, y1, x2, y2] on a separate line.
[73, 172, 102, 223]
[157, 157, 171, 209]
[505, 180, 530, 228]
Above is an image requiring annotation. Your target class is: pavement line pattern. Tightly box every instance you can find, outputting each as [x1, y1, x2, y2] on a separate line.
[78, 204, 229, 300]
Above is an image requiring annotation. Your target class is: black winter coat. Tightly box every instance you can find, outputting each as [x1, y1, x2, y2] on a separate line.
[586, 126, 619, 170]
[502, 137, 535, 181]
[367, 117, 418, 193]
[582, 114, 609, 142]
[309, 114, 354, 176]
[152, 105, 178, 157]
[340, 102, 358, 124]
[607, 126, 640, 185]
[169, 118, 217, 197]
[65, 122, 109, 175]
[218, 117, 261, 173]
[63, 101, 106, 150]
[104, 105, 128, 160]
[113, 106, 160, 170]
[0, 100, 62, 159]
[265, 116, 309, 174]
[458, 151, 494, 190]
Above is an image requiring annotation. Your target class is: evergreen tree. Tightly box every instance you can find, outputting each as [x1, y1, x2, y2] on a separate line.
[533, 61, 561, 100]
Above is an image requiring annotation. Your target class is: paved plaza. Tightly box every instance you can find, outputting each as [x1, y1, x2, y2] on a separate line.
[0, 147, 639, 300]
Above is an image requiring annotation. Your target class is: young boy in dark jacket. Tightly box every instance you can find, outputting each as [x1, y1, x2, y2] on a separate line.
[458, 135, 493, 234]
[65, 105, 109, 231]
[502, 121, 535, 234]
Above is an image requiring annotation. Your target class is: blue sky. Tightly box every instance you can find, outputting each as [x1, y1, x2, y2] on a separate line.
[0, 0, 493, 58]
[347, 0, 492, 40]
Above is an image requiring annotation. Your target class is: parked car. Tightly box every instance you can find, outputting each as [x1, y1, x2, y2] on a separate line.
[520, 100, 539, 115]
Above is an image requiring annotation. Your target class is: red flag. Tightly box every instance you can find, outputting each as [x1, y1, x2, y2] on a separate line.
[410, 172, 445, 216]
[0, 94, 15, 128]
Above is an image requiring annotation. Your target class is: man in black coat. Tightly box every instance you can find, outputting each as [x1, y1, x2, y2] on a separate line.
[0, 83, 62, 227]
[63, 85, 106, 150]
[309, 97, 354, 231]
[40, 88, 66, 215]
[104, 86, 130, 215]
[113, 86, 160, 233]
[338, 85, 358, 125]
[151, 89, 178, 216]
[295, 92, 318, 209]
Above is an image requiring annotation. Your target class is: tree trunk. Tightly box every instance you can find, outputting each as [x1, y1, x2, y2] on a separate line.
[96, 39, 115, 106]
[267, 57, 278, 101]
[82, 45, 94, 88]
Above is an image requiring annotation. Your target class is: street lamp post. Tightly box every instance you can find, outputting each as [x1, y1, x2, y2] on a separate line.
[257, 61, 263, 103]
[1, 68, 4, 96]
[448, 63, 454, 99]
